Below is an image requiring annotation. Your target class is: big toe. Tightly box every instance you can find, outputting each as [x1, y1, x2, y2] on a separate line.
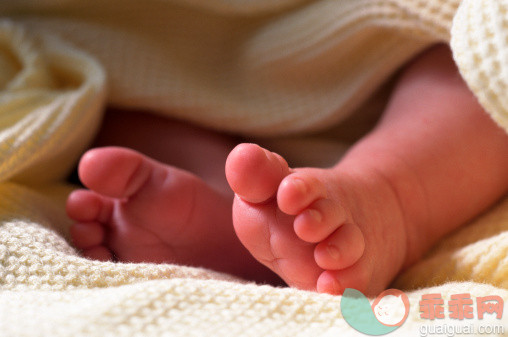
[226, 143, 290, 203]
[78, 147, 152, 198]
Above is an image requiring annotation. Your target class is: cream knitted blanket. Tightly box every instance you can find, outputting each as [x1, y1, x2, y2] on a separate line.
[1, 0, 507, 335]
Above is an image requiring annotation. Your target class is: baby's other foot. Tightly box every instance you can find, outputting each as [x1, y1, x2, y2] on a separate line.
[226, 144, 408, 296]
[66, 147, 254, 276]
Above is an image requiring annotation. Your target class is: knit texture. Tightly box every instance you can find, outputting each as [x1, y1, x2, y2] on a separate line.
[0, 0, 507, 335]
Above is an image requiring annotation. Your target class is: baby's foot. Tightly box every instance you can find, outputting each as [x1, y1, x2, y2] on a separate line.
[66, 147, 260, 278]
[226, 144, 410, 296]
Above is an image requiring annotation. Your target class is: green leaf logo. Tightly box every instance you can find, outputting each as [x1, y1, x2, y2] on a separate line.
[341, 288, 410, 335]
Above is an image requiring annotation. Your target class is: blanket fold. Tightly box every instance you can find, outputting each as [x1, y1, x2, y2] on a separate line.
[0, 20, 105, 184]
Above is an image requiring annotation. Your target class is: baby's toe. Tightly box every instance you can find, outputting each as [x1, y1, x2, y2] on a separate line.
[66, 189, 113, 223]
[70, 221, 105, 249]
[314, 223, 365, 270]
[71, 221, 113, 262]
[226, 143, 290, 203]
[317, 261, 372, 296]
[293, 198, 346, 243]
[81, 246, 113, 262]
[277, 172, 327, 215]
[78, 147, 153, 199]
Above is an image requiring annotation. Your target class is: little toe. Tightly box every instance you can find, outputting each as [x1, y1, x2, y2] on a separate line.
[82, 246, 113, 262]
[70, 221, 105, 249]
[293, 198, 346, 243]
[78, 147, 153, 199]
[226, 143, 290, 203]
[66, 190, 113, 223]
[277, 173, 327, 215]
[314, 223, 365, 270]
[316, 270, 344, 295]
[317, 262, 372, 296]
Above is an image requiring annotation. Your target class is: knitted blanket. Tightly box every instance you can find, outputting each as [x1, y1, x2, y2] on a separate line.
[1, 0, 507, 335]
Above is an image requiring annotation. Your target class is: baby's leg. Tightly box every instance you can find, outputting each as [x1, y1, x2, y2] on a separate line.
[226, 45, 508, 295]
[67, 110, 280, 284]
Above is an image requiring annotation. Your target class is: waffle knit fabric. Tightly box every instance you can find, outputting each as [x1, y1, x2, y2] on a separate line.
[0, 0, 507, 336]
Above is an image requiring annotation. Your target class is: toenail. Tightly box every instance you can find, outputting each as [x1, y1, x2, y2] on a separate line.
[308, 209, 322, 223]
[327, 244, 340, 260]
[291, 178, 307, 194]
